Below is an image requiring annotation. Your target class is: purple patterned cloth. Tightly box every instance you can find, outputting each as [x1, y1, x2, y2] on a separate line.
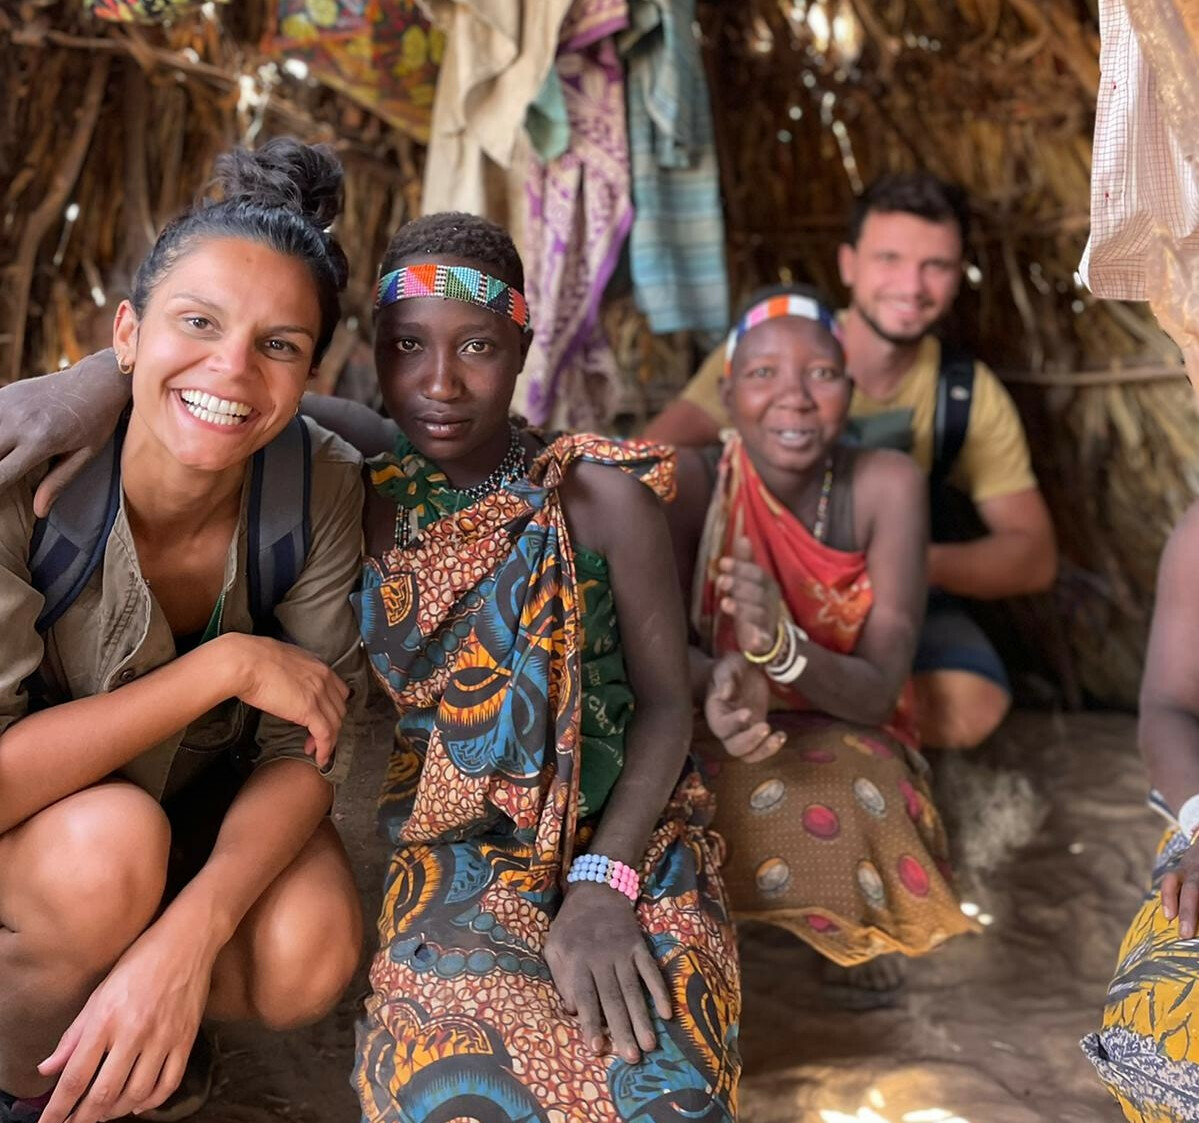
[517, 0, 633, 429]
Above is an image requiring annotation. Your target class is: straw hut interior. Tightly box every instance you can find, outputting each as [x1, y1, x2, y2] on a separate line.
[6, 0, 1188, 713]
[1, 4, 1189, 1120]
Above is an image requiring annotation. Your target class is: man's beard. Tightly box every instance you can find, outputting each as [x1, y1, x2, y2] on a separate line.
[853, 299, 937, 347]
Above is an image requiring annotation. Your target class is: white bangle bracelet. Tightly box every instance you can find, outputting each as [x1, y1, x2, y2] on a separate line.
[1179, 793, 1199, 841]
[767, 621, 809, 685]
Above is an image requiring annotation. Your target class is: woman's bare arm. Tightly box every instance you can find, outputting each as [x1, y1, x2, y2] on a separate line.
[546, 462, 692, 1065]
[0, 637, 243, 834]
[0, 350, 399, 511]
[0, 632, 345, 835]
[0, 350, 129, 514]
[1139, 502, 1199, 814]
[164, 759, 333, 952]
[563, 462, 692, 868]
[662, 446, 719, 704]
[300, 393, 398, 459]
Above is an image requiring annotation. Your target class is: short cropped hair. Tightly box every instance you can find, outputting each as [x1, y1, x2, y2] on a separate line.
[847, 172, 970, 247]
[380, 212, 525, 291]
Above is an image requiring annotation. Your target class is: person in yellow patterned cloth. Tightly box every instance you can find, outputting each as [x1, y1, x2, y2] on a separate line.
[338, 213, 740, 1122]
[1083, 500, 1199, 1122]
[665, 286, 979, 1009]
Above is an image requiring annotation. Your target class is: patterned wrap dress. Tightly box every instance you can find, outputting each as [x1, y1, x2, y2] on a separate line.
[350, 432, 741, 1122]
[691, 435, 979, 966]
[1083, 815, 1199, 1122]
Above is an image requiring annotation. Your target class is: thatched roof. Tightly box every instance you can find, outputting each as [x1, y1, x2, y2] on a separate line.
[3, 0, 1194, 705]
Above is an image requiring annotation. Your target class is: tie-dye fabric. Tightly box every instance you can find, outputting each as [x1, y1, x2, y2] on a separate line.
[350, 430, 740, 1122]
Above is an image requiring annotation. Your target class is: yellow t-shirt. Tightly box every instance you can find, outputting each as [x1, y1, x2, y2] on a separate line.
[680, 334, 1037, 505]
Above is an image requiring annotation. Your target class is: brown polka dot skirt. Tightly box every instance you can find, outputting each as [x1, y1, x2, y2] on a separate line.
[699, 712, 980, 966]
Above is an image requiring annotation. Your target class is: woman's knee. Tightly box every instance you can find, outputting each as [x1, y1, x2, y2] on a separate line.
[17, 784, 170, 967]
[246, 833, 363, 1029]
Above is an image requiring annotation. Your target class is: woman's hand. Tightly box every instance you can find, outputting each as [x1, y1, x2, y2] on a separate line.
[37, 916, 215, 1123]
[717, 537, 783, 658]
[544, 882, 672, 1064]
[704, 652, 784, 763]
[1162, 841, 1199, 937]
[0, 351, 129, 516]
[215, 633, 350, 767]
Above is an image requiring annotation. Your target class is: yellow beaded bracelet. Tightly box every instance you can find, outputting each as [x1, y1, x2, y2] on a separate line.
[743, 620, 786, 665]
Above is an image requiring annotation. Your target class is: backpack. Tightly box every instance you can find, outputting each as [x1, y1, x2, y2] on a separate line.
[930, 341, 974, 496]
[28, 414, 312, 636]
[929, 342, 978, 543]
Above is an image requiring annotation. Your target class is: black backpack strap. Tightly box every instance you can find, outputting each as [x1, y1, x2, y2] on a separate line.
[930, 342, 975, 498]
[247, 416, 312, 636]
[30, 421, 127, 633]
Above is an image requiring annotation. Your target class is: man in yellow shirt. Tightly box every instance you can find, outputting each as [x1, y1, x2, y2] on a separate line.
[646, 173, 1057, 749]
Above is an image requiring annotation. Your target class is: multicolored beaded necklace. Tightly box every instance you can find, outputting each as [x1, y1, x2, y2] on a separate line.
[393, 424, 528, 549]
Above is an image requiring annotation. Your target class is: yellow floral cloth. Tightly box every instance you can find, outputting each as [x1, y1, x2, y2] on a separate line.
[1084, 826, 1199, 1122]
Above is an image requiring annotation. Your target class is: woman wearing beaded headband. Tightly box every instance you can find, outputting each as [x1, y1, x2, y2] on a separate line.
[342, 213, 739, 1122]
[666, 284, 977, 1007]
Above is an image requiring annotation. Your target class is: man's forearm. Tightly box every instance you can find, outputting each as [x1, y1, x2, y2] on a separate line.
[928, 532, 1056, 599]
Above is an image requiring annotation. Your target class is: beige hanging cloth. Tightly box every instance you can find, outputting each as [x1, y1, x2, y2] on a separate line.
[419, 0, 573, 232]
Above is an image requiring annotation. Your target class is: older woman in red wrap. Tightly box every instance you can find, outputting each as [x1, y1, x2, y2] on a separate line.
[666, 286, 978, 1007]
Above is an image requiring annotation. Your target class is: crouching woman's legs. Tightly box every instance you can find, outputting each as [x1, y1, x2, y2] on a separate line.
[700, 714, 980, 986]
[0, 782, 171, 1099]
[206, 818, 363, 1030]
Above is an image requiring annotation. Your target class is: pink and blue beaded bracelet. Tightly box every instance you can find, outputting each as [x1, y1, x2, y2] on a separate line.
[566, 853, 640, 904]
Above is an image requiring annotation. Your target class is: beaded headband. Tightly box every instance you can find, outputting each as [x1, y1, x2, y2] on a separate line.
[375, 263, 532, 334]
[723, 294, 838, 376]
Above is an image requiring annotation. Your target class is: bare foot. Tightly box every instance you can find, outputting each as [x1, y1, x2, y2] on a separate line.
[819, 954, 907, 1010]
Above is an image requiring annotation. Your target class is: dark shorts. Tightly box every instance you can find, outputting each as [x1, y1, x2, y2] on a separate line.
[912, 593, 1011, 692]
[160, 754, 246, 901]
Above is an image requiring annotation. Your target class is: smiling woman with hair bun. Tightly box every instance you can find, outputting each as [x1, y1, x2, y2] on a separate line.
[0, 137, 366, 1123]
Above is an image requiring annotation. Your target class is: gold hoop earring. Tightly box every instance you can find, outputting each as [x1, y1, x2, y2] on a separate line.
[117, 357, 133, 375]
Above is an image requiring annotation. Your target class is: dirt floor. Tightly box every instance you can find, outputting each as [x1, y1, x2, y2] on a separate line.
[185, 708, 1157, 1123]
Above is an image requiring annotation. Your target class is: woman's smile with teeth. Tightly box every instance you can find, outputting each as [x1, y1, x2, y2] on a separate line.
[179, 389, 253, 426]
[773, 427, 816, 441]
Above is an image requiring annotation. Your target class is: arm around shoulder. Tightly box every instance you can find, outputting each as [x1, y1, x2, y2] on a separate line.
[300, 392, 398, 459]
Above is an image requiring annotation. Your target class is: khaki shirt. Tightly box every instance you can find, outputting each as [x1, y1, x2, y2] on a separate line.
[682, 333, 1038, 505]
[0, 419, 367, 801]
